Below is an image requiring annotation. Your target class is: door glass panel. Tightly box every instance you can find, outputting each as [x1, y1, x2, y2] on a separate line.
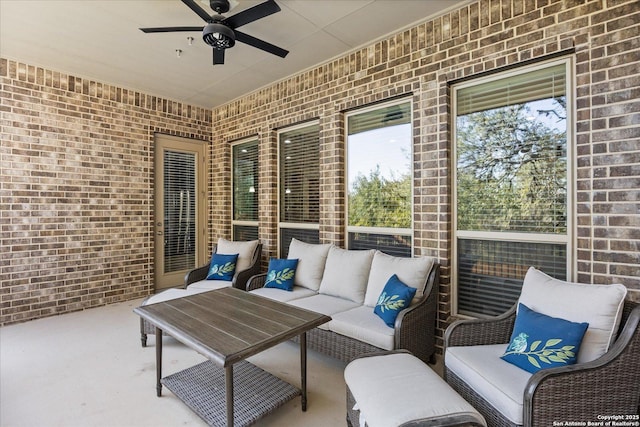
[164, 150, 196, 273]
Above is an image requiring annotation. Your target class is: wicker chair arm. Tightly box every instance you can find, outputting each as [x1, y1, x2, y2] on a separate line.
[394, 264, 440, 363]
[246, 273, 267, 291]
[232, 243, 262, 290]
[444, 305, 517, 348]
[184, 263, 209, 286]
[524, 302, 640, 426]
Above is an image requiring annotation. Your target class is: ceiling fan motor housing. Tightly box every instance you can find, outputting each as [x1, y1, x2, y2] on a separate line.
[203, 19, 235, 49]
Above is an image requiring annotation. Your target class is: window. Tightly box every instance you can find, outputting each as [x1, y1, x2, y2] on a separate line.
[232, 139, 258, 241]
[278, 123, 320, 256]
[453, 59, 572, 317]
[346, 100, 413, 257]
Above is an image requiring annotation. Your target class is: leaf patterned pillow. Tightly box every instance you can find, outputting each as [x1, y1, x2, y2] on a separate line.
[374, 274, 417, 327]
[264, 258, 299, 291]
[206, 253, 239, 281]
[501, 303, 589, 373]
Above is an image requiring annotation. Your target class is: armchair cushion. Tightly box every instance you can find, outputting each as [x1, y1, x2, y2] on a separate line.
[216, 238, 259, 274]
[501, 303, 588, 373]
[206, 253, 238, 281]
[518, 267, 627, 363]
[287, 239, 332, 291]
[446, 344, 532, 425]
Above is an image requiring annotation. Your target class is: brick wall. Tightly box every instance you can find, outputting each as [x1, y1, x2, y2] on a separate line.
[208, 0, 639, 348]
[1, 59, 212, 325]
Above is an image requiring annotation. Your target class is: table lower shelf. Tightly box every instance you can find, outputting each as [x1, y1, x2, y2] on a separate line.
[161, 360, 300, 427]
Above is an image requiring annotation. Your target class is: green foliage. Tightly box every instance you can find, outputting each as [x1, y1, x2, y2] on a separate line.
[376, 292, 407, 312]
[266, 268, 295, 285]
[504, 338, 576, 369]
[456, 99, 567, 233]
[348, 166, 411, 228]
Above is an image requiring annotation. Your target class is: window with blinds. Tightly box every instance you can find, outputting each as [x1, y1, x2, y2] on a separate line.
[278, 123, 320, 255]
[164, 150, 196, 272]
[453, 59, 571, 317]
[232, 139, 259, 240]
[346, 100, 412, 256]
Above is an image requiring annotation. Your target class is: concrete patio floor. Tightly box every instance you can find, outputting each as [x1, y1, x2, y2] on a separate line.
[0, 297, 350, 427]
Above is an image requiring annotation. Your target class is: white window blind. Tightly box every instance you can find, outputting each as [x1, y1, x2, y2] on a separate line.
[232, 140, 258, 222]
[279, 124, 320, 224]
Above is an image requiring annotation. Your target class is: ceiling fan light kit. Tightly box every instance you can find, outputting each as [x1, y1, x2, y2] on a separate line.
[140, 0, 288, 65]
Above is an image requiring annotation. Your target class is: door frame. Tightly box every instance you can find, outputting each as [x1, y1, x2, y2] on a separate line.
[154, 134, 207, 291]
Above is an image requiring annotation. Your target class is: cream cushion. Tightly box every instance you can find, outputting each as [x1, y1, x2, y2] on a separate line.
[346, 352, 486, 427]
[318, 247, 375, 303]
[518, 267, 627, 363]
[249, 286, 316, 303]
[287, 238, 332, 291]
[445, 344, 530, 425]
[329, 305, 395, 350]
[216, 238, 259, 273]
[187, 279, 233, 291]
[287, 294, 360, 330]
[363, 251, 435, 307]
[143, 288, 209, 305]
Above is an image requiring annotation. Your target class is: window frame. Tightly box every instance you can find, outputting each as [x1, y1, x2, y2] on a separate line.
[451, 57, 575, 317]
[277, 120, 320, 257]
[231, 137, 259, 241]
[344, 98, 414, 256]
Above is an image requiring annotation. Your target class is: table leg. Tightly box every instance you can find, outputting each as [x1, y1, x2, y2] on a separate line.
[226, 365, 234, 427]
[155, 326, 162, 397]
[300, 331, 307, 411]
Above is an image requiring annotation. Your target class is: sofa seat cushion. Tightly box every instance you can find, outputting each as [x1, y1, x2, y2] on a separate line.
[287, 294, 360, 330]
[445, 344, 532, 425]
[319, 247, 375, 303]
[518, 267, 627, 363]
[329, 305, 394, 350]
[249, 286, 316, 303]
[364, 251, 435, 307]
[186, 279, 233, 291]
[143, 288, 210, 305]
[287, 238, 332, 291]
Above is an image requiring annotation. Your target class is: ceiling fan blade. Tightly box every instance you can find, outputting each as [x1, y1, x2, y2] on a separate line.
[235, 30, 288, 58]
[224, 0, 280, 29]
[140, 26, 204, 33]
[181, 0, 213, 22]
[213, 49, 225, 65]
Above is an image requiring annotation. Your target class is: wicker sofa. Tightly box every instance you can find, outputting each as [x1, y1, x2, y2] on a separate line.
[246, 239, 440, 364]
[444, 267, 640, 427]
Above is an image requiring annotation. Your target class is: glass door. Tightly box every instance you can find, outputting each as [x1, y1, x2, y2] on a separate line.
[154, 134, 207, 291]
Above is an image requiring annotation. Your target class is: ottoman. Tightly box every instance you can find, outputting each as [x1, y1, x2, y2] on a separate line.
[344, 351, 486, 427]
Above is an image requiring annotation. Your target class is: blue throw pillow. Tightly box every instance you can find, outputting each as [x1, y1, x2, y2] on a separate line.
[501, 303, 589, 373]
[374, 274, 417, 328]
[206, 253, 238, 281]
[264, 258, 299, 291]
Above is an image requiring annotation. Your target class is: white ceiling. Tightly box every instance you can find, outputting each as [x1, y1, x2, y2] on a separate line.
[0, 0, 468, 109]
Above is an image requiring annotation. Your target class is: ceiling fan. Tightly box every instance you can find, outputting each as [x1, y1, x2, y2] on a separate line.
[140, 0, 289, 65]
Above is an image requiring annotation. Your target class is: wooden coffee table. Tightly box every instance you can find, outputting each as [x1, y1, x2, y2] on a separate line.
[134, 287, 330, 427]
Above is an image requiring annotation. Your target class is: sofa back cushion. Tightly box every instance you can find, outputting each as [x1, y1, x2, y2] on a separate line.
[518, 267, 627, 364]
[318, 247, 375, 303]
[364, 251, 436, 307]
[216, 238, 259, 275]
[287, 238, 332, 291]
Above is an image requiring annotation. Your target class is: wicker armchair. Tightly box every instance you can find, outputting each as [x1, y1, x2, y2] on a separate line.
[139, 241, 262, 346]
[444, 299, 640, 427]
